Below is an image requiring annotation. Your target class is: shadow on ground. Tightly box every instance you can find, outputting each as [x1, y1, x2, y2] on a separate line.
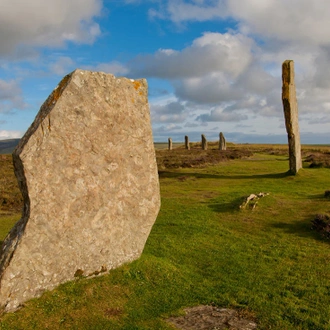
[269, 215, 328, 242]
[158, 171, 291, 181]
[208, 198, 243, 213]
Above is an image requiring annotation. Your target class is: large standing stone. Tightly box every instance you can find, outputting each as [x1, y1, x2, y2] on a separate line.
[168, 138, 173, 150]
[185, 135, 190, 150]
[282, 60, 302, 174]
[201, 134, 207, 150]
[0, 69, 160, 312]
[219, 132, 226, 151]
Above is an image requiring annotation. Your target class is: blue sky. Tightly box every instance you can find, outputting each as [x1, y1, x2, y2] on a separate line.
[1, 0, 330, 143]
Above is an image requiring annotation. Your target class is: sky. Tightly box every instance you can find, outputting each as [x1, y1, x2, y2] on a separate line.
[1, 0, 330, 144]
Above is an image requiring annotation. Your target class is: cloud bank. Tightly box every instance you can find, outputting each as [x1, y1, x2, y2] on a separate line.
[2, 0, 330, 143]
[0, 0, 102, 57]
[121, 0, 330, 141]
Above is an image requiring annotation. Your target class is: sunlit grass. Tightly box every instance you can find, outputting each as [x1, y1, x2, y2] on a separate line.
[1, 152, 330, 329]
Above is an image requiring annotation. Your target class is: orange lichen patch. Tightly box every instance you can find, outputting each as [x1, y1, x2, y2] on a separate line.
[282, 60, 293, 101]
[131, 98, 135, 103]
[133, 80, 141, 90]
[47, 115, 51, 131]
[44, 73, 72, 109]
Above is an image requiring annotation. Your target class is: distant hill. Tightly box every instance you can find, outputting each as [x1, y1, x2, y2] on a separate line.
[0, 139, 20, 154]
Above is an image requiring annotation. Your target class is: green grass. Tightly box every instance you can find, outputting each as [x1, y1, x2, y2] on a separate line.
[0, 215, 19, 245]
[154, 142, 184, 150]
[1, 153, 330, 329]
[0, 155, 22, 215]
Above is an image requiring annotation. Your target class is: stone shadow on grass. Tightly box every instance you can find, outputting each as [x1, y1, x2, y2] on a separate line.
[208, 198, 244, 213]
[269, 216, 328, 242]
[158, 171, 290, 181]
[307, 193, 329, 200]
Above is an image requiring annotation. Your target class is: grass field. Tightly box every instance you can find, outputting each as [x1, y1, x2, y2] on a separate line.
[154, 142, 184, 150]
[0, 145, 330, 329]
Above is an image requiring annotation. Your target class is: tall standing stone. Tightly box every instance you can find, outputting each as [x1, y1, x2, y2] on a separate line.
[0, 69, 161, 312]
[185, 135, 190, 150]
[219, 132, 226, 150]
[201, 134, 207, 150]
[168, 138, 173, 150]
[282, 60, 302, 174]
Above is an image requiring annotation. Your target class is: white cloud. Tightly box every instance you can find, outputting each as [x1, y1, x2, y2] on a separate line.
[2, 0, 330, 144]
[127, 1, 330, 135]
[0, 0, 102, 57]
[184, 122, 199, 128]
[307, 116, 330, 125]
[151, 101, 188, 123]
[153, 123, 183, 134]
[130, 32, 253, 79]
[197, 107, 248, 122]
[151, 0, 330, 48]
[175, 72, 242, 104]
[228, 0, 330, 46]
[165, 0, 227, 23]
[50, 57, 75, 76]
[312, 46, 330, 89]
[89, 62, 129, 76]
[131, 31, 282, 118]
[235, 64, 277, 95]
[126, 30, 284, 130]
[0, 130, 23, 139]
[0, 79, 26, 113]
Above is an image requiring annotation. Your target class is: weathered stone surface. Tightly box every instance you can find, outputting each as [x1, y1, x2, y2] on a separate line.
[185, 135, 190, 150]
[219, 132, 226, 150]
[282, 60, 302, 174]
[201, 134, 207, 150]
[168, 137, 173, 150]
[0, 69, 160, 312]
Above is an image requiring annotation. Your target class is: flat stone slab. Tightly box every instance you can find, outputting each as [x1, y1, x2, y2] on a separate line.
[0, 69, 160, 312]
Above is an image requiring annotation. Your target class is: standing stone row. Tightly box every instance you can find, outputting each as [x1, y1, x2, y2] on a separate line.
[167, 133, 227, 151]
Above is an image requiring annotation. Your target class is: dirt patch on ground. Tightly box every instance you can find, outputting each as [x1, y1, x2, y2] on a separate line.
[167, 305, 257, 330]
